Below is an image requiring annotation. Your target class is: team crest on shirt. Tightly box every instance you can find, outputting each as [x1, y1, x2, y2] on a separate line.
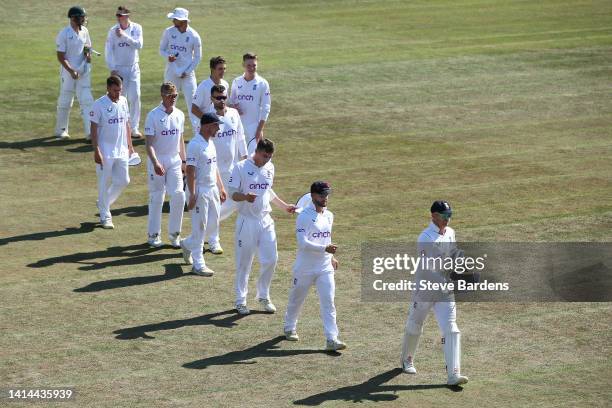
[186, 36, 189, 42]
[237, 85, 243, 89]
[68, 36, 74, 40]
[160, 117, 167, 123]
[253, 84, 257, 91]
[266, 170, 272, 178]
[171, 34, 176, 39]
[247, 171, 255, 176]
[106, 106, 113, 112]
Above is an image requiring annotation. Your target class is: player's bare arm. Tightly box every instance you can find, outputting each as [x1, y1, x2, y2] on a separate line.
[56, 51, 78, 79]
[271, 195, 297, 214]
[186, 165, 197, 210]
[216, 169, 227, 203]
[145, 136, 165, 176]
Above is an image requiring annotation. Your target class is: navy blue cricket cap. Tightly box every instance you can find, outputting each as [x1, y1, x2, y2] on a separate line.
[431, 200, 452, 214]
[311, 181, 332, 196]
[200, 112, 222, 125]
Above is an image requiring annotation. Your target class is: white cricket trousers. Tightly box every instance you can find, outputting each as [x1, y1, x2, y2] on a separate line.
[114, 64, 141, 132]
[164, 69, 197, 134]
[55, 68, 94, 136]
[205, 169, 237, 245]
[147, 155, 185, 237]
[234, 214, 278, 305]
[96, 157, 130, 222]
[244, 122, 258, 155]
[183, 186, 220, 270]
[284, 272, 339, 341]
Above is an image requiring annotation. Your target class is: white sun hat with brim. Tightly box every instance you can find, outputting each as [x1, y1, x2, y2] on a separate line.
[167, 7, 189, 21]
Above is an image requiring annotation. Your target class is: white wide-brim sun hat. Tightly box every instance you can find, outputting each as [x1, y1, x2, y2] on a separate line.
[167, 7, 189, 21]
[128, 151, 141, 166]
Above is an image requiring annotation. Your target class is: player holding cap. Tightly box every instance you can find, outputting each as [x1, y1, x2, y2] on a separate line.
[203, 84, 247, 255]
[227, 139, 296, 315]
[283, 182, 346, 351]
[144, 82, 186, 248]
[54, 6, 95, 140]
[180, 112, 227, 276]
[159, 8, 202, 134]
[228, 53, 271, 155]
[90, 75, 134, 229]
[400, 200, 469, 386]
[105, 6, 144, 138]
[191, 56, 229, 137]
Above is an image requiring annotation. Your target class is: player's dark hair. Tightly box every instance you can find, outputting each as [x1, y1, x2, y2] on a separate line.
[160, 82, 177, 95]
[256, 138, 274, 154]
[107, 75, 122, 87]
[243, 52, 257, 62]
[210, 84, 226, 96]
[116, 6, 130, 15]
[209, 56, 226, 70]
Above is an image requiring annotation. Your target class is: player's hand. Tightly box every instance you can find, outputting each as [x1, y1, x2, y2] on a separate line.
[255, 129, 264, 143]
[115, 27, 123, 37]
[180, 72, 187, 79]
[187, 193, 197, 210]
[154, 162, 165, 176]
[285, 204, 297, 214]
[94, 148, 103, 167]
[245, 192, 257, 203]
[69, 69, 79, 80]
[325, 244, 338, 254]
[234, 103, 243, 115]
[168, 55, 177, 62]
[331, 257, 339, 270]
[219, 189, 227, 203]
[181, 162, 186, 173]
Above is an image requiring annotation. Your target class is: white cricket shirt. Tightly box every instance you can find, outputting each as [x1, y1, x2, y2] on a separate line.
[144, 104, 185, 157]
[193, 76, 229, 113]
[90, 95, 130, 159]
[159, 26, 202, 76]
[213, 108, 247, 174]
[228, 74, 271, 127]
[227, 157, 274, 219]
[56, 25, 91, 70]
[293, 206, 334, 275]
[105, 22, 143, 69]
[186, 135, 217, 190]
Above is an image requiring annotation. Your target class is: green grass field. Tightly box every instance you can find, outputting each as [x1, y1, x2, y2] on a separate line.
[1, 0, 611, 406]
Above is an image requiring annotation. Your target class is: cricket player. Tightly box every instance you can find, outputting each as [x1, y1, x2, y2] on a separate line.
[105, 6, 144, 138]
[90, 75, 133, 229]
[203, 84, 247, 254]
[159, 7, 201, 134]
[180, 112, 227, 276]
[283, 181, 347, 352]
[191, 56, 230, 137]
[54, 6, 95, 139]
[228, 53, 271, 154]
[400, 200, 469, 386]
[144, 82, 186, 248]
[227, 139, 296, 315]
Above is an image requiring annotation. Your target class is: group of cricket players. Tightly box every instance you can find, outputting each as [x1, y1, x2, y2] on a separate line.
[54, 6, 468, 386]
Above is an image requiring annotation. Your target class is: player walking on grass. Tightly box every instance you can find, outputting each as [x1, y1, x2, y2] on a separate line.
[229, 53, 271, 155]
[144, 82, 186, 248]
[227, 139, 296, 315]
[283, 181, 346, 351]
[159, 8, 202, 135]
[54, 6, 94, 140]
[90, 75, 133, 229]
[191, 56, 230, 137]
[180, 113, 227, 276]
[203, 84, 248, 255]
[105, 6, 144, 138]
[400, 200, 469, 386]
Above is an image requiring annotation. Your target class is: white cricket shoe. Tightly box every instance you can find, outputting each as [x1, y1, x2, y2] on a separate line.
[208, 242, 223, 255]
[192, 266, 214, 277]
[284, 330, 299, 341]
[180, 239, 193, 265]
[55, 130, 70, 139]
[401, 360, 417, 374]
[325, 339, 347, 351]
[169, 232, 181, 248]
[148, 233, 163, 248]
[236, 304, 250, 315]
[447, 374, 468, 386]
[258, 298, 277, 313]
[132, 130, 143, 139]
[101, 219, 114, 229]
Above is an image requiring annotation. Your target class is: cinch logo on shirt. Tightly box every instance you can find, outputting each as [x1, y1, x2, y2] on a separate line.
[108, 117, 126, 124]
[217, 129, 236, 138]
[237, 94, 254, 101]
[118, 42, 131, 47]
[312, 231, 331, 238]
[248, 182, 269, 190]
[170, 44, 187, 53]
[161, 129, 180, 136]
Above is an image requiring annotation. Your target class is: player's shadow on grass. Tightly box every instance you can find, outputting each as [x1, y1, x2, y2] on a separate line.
[293, 368, 462, 405]
[0, 222, 99, 246]
[28, 243, 181, 270]
[183, 336, 339, 370]
[0, 136, 84, 151]
[104, 202, 170, 218]
[113, 309, 268, 340]
[74, 263, 186, 292]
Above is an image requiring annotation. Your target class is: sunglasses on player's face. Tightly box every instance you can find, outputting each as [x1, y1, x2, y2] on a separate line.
[163, 94, 178, 98]
[213, 95, 227, 101]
